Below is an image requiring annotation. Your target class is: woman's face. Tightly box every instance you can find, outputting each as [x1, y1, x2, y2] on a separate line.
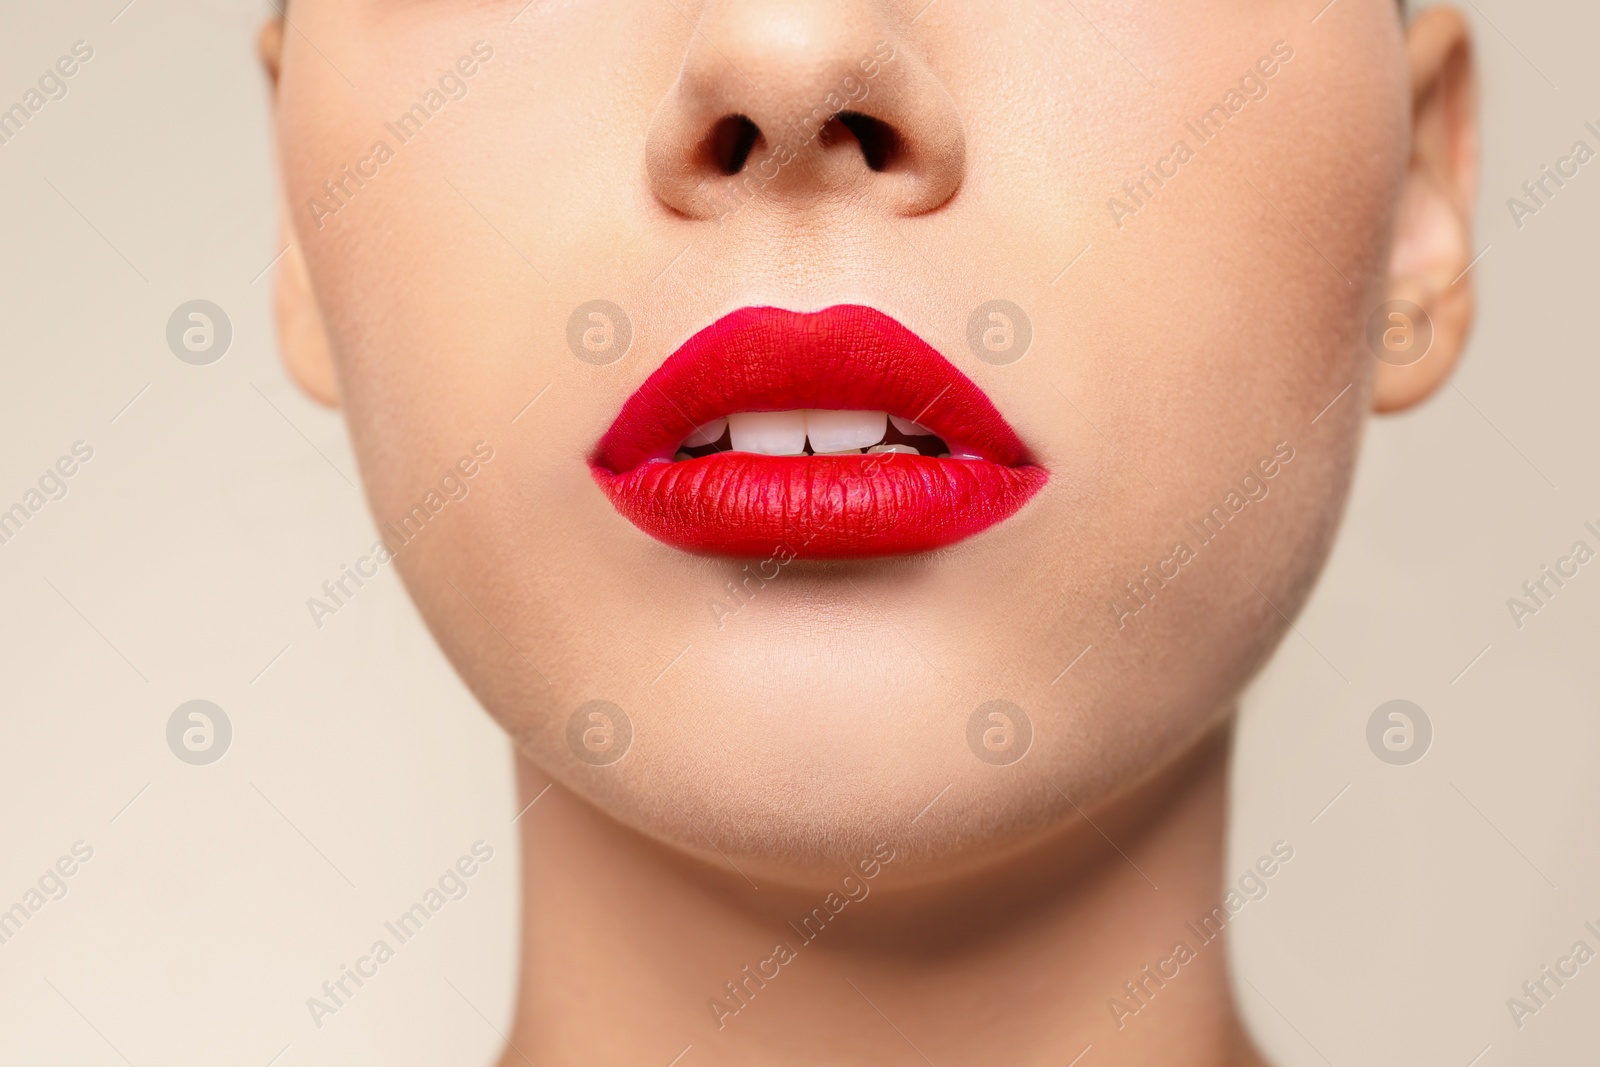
[271, 0, 1430, 886]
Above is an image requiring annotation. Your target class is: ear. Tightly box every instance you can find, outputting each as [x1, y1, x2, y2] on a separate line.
[259, 16, 340, 408]
[1371, 7, 1478, 413]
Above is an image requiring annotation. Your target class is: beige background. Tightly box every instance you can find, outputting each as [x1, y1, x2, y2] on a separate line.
[0, 1, 1594, 1064]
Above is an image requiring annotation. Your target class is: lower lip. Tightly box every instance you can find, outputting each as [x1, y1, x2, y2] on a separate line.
[593, 451, 1047, 559]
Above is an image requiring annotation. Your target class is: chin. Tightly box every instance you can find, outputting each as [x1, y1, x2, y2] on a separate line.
[453, 610, 1232, 891]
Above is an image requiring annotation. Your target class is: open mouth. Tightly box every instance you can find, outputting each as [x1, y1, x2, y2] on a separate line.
[590, 305, 1047, 559]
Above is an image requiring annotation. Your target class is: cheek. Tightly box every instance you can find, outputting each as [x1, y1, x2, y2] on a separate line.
[929, 10, 1406, 798]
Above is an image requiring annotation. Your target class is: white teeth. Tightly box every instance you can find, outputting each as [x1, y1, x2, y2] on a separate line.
[728, 411, 808, 455]
[804, 410, 888, 454]
[687, 409, 952, 459]
[888, 415, 935, 437]
[682, 418, 727, 448]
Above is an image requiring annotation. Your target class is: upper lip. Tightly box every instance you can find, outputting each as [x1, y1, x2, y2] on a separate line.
[591, 304, 1032, 472]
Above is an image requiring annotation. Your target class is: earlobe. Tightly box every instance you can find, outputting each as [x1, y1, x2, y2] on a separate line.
[273, 224, 341, 408]
[260, 15, 341, 408]
[257, 17, 283, 88]
[1372, 6, 1478, 413]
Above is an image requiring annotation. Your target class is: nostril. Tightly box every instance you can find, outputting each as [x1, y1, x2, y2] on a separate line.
[835, 111, 900, 172]
[705, 114, 761, 175]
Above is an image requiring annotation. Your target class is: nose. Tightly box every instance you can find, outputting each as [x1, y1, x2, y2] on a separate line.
[645, 0, 966, 220]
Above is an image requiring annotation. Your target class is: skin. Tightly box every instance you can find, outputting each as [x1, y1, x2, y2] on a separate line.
[261, 1, 1478, 1063]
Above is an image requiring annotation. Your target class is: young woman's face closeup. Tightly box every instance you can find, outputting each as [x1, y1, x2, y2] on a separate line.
[268, 0, 1473, 889]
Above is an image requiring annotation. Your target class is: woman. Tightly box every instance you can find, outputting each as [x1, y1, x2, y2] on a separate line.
[259, 0, 1477, 1062]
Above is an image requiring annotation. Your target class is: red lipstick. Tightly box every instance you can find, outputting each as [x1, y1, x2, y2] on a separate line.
[590, 305, 1046, 559]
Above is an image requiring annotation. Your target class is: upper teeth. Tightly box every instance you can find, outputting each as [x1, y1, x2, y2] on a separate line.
[685, 410, 938, 457]
[888, 414, 933, 437]
[802, 410, 888, 453]
[682, 418, 728, 448]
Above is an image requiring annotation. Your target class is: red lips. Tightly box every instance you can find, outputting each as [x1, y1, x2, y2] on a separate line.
[590, 305, 1046, 559]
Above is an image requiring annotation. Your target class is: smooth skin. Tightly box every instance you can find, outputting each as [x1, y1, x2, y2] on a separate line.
[261, 1, 1476, 1063]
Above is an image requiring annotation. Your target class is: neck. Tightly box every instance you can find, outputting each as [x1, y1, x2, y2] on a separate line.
[500, 723, 1263, 1067]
